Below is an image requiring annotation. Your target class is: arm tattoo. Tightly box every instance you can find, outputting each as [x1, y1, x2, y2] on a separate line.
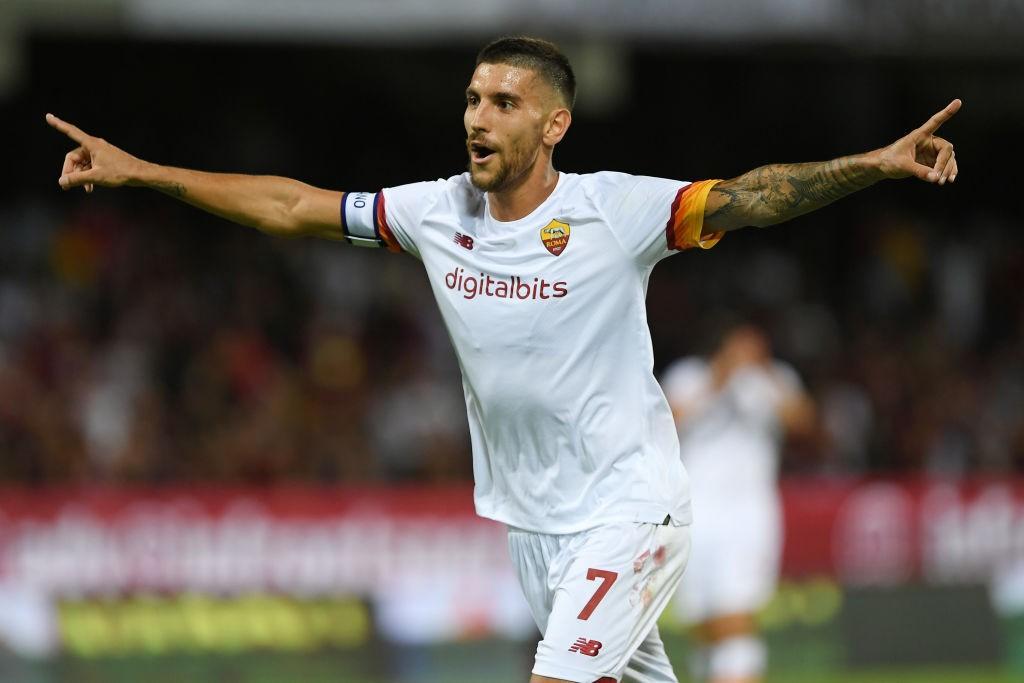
[706, 155, 882, 231]
[151, 180, 188, 198]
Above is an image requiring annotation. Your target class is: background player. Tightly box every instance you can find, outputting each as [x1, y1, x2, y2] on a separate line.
[662, 324, 815, 683]
[47, 36, 958, 683]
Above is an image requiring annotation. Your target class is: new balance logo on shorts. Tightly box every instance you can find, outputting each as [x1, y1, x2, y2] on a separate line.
[568, 637, 603, 657]
[453, 232, 474, 250]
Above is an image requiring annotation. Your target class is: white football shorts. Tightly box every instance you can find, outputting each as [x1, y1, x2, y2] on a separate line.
[508, 520, 691, 682]
[674, 491, 782, 623]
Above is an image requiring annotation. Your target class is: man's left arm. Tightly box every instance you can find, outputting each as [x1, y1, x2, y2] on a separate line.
[702, 99, 961, 233]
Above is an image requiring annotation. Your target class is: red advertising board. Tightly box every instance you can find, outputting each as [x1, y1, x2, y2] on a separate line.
[3, 479, 1023, 592]
[780, 477, 1024, 585]
[1, 478, 1023, 655]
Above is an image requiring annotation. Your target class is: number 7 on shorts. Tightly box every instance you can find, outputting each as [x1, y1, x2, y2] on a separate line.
[577, 568, 618, 620]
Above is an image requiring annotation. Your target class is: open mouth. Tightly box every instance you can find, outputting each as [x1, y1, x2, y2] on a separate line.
[470, 142, 496, 164]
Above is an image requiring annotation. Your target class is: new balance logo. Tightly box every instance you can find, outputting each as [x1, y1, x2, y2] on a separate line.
[568, 637, 603, 657]
[453, 233, 474, 250]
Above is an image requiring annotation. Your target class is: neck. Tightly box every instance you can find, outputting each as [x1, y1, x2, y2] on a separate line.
[487, 161, 559, 222]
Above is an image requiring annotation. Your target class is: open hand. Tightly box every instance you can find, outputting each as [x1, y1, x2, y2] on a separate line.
[46, 113, 145, 193]
[874, 99, 961, 185]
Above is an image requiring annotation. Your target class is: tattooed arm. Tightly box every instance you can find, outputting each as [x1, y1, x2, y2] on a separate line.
[704, 155, 884, 231]
[46, 114, 342, 239]
[704, 99, 961, 234]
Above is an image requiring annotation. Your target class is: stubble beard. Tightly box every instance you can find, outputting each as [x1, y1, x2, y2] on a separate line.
[467, 145, 532, 193]
[468, 161, 507, 192]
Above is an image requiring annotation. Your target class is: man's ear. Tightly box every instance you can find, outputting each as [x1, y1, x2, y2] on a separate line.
[543, 108, 572, 147]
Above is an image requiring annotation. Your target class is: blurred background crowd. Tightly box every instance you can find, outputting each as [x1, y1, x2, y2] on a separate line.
[1, 189, 1021, 485]
[0, 196, 472, 484]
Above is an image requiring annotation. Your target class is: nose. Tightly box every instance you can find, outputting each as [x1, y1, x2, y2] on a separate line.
[469, 102, 490, 133]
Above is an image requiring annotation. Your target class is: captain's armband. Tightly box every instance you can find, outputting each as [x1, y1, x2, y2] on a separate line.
[340, 191, 384, 248]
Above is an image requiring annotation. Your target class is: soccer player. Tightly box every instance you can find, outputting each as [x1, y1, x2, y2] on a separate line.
[662, 324, 815, 683]
[48, 36, 958, 683]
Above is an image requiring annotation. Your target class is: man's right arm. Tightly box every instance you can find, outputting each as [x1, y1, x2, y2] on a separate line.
[47, 113, 344, 240]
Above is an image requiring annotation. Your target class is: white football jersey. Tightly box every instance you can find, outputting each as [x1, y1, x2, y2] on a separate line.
[370, 171, 721, 534]
[661, 358, 802, 491]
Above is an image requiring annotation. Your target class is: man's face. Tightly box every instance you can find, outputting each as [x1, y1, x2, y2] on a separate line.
[719, 326, 770, 368]
[464, 62, 553, 192]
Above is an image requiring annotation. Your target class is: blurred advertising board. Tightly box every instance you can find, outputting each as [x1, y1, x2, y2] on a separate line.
[781, 477, 1024, 590]
[1, 479, 1022, 656]
[0, 486, 534, 656]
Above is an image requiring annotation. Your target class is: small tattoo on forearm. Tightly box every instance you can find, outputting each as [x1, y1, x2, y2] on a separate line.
[152, 181, 187, 198]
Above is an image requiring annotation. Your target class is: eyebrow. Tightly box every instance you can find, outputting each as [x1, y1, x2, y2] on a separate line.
[465, 87, 522, 104]
[493, 91, 522, 103]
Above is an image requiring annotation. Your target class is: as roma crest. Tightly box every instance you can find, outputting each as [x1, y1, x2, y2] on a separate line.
[540, 219, 571, 256]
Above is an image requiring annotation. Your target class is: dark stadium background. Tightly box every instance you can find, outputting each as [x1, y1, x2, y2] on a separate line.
[2, 5, 1024, 682]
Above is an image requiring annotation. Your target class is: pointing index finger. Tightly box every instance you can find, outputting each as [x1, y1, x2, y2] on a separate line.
[917, 99, 962, 136]
[45, 113, 90, 145]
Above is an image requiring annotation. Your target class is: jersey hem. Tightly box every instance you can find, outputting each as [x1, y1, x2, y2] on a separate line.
[480, 504, 692, 535]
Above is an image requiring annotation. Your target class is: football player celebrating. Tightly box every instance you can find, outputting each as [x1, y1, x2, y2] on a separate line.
[49, 36, 958, 683]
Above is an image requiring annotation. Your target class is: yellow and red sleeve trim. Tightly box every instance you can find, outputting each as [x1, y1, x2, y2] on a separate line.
[665, 179, 724, 251]
[375, 191, 402, 253]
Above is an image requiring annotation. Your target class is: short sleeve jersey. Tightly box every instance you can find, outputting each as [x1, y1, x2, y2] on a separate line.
[374, 171, 721, 534]
[661, 358, 802, 491]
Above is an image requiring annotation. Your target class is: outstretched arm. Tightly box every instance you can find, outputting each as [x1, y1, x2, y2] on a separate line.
[46, 113, 343, 239]
[703, 99, 961, 233]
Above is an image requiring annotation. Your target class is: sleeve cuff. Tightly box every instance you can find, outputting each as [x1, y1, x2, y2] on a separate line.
[375, 191, 403, 253]
[665, 179, 724, 251]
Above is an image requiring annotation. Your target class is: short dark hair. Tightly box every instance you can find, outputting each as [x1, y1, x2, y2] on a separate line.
[476, 36, 576, 110]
